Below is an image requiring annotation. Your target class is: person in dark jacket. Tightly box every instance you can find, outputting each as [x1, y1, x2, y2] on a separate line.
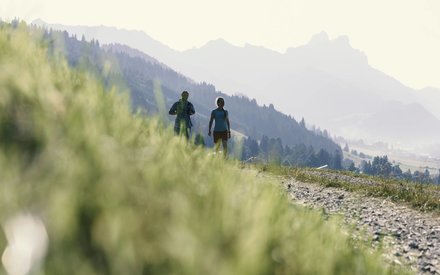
[169, 91, 195, 138]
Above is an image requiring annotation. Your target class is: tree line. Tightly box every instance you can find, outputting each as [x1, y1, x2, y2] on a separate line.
[355, 156, 440, 184]
[239, 136, 342, 169]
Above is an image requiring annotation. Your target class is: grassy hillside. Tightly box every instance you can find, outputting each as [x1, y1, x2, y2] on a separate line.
[0, 23, 407, 275]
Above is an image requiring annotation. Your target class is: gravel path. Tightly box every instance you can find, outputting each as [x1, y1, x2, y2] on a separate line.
[284, 178, 440, 274]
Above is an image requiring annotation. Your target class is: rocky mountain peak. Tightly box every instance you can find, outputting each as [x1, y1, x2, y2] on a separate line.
[308, 31, 330, 46]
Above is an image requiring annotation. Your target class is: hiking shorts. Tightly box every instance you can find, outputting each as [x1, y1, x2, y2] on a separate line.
[213, 131, 228, 143]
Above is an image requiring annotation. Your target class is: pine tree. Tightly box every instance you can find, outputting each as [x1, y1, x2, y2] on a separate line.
[260, 136, 270, 158]
[423, 169, 431, 183]
[348, 162, 356, 172]
[300, 117, 306, 128]
[403, 169, 412, 181]
[332, 151, 343, 170]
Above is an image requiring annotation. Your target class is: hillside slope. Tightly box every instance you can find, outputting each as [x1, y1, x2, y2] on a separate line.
[31, 20, 440, 149]
[0, 22, 400, 275]
[44, 29, 341, 154]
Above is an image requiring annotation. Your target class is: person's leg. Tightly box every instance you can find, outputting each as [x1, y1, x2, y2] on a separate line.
[213, 132, 221, 153]
[222, 139, 228, 158]
[177, 121, 186, 137]
[215, 141, 222, 153]
[174, 126, 180, 135]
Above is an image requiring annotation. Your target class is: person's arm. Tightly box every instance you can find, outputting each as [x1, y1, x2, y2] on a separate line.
[169, 102, 177, 115]
[188, 102, 195, 115]
[208, 111, 214, 136]
[226, 112, 231, 139]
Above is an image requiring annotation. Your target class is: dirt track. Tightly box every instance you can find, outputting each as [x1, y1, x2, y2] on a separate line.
[285, 178, 440, 274]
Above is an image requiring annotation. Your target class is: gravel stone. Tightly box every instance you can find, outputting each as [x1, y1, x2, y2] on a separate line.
[284, 178, 440, 275]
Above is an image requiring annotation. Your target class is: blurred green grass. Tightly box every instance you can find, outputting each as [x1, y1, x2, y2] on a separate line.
[0, 23, 409, 275]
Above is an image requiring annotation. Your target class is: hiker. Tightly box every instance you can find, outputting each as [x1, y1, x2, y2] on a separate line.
[208, 97, 231, 157]
[169, 91, 196, 138]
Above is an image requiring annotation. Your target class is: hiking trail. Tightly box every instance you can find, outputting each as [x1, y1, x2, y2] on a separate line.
[283, 174, 440, 274]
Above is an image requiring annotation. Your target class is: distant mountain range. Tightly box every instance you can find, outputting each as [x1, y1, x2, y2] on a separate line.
[32, 19, 440, 155]
[37, 25, 341, 155]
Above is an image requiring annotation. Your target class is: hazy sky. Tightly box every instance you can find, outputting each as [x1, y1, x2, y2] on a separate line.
[1, 0, 439, 90]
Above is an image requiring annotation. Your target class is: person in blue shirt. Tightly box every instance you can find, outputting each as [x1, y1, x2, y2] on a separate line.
[208, 97, 231, 157]
[169, 91, 196, 138]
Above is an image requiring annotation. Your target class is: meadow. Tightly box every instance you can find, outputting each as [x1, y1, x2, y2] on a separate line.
[0, 22, 408, 274]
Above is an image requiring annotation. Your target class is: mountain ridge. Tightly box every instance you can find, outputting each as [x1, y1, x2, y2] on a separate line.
[32, 19, 440, 155]
[40, 26, 341, 155]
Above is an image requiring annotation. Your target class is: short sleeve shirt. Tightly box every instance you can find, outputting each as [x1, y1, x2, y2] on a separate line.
[211, 108, 228, 132]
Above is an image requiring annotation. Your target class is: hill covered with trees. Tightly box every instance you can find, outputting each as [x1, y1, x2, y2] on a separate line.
[40, 27, 342, 166]
[0, 21, 400, 275]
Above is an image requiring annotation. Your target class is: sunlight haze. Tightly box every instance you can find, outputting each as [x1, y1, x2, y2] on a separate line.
[1, 0, 439, 90]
